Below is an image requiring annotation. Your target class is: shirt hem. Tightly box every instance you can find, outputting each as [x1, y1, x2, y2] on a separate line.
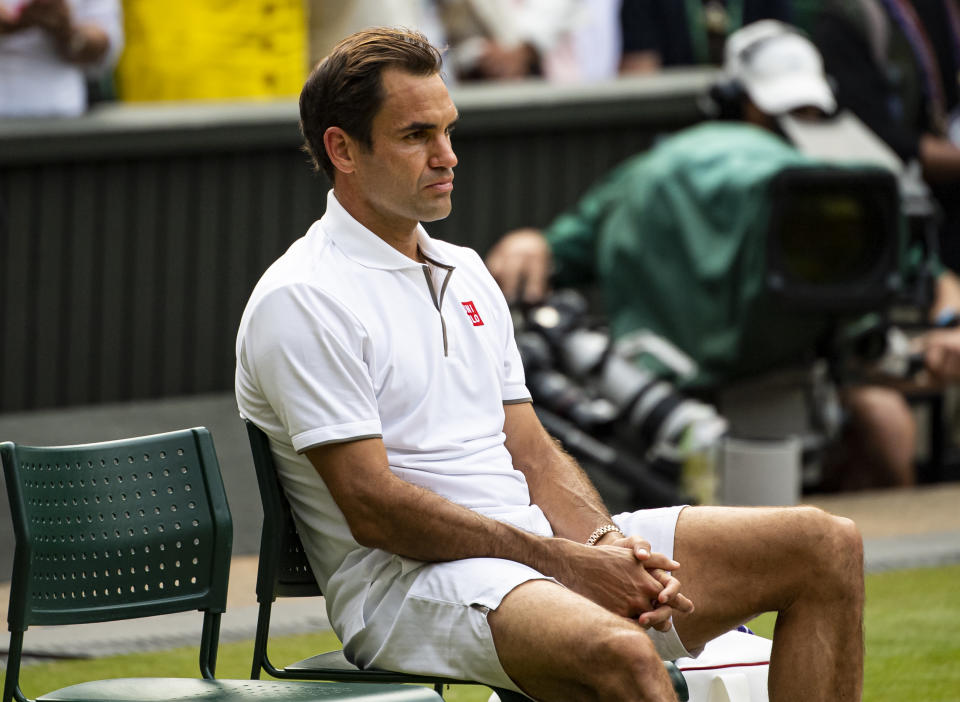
[292, 422, 383, 453]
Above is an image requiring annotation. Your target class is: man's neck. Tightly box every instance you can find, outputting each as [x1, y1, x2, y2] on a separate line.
[333, 187, 421, 261]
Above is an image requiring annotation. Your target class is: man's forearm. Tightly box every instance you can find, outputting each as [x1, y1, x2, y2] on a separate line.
[503, 402, 615, 543]
[308, 437, 578, 574]
[931, 270, 960, 322]
[307, 434, 670, 618]
[524, 438, 615, 542]
[336, 467, 670, 618]
[346, 469, 562, 564]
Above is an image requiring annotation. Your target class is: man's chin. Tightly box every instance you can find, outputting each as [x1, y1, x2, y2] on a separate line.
[419, 198, 453, 223]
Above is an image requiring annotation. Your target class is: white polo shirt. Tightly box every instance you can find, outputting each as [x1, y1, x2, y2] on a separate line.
[235, 190, 533, 596]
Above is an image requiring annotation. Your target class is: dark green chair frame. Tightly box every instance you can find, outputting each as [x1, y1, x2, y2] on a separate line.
[246, 420, 689, 701]
[2, 427, 440, 702]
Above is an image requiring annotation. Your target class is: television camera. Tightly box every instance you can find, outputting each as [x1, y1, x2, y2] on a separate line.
[516, 117, 943, 506]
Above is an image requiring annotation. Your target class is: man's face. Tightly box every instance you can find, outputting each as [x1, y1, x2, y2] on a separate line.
[347, 68, 458, 239]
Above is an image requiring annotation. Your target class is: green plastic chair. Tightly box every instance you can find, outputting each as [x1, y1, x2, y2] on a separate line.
[246, 421, 689, 702]
[1, 427, 441, 702]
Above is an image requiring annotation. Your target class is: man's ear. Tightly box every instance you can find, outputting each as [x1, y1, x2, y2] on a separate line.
[324, 126, 356, 175]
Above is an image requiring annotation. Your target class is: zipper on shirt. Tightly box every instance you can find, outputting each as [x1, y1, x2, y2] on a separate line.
[421, 261, 454, 357]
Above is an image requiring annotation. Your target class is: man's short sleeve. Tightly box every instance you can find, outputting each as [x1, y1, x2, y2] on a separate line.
[499, 294, 531, 404]
[239, 284, 382, 452]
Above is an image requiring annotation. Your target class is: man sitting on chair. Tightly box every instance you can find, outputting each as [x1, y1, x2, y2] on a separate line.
[235, 27, 865, 702]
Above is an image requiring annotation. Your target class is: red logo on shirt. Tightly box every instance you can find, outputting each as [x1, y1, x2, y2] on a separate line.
[462, 301, 484, 326]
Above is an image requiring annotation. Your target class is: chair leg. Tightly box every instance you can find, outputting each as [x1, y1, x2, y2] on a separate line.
[3, 630, 28, 702]
[199, 612, 222, 679]
[251, 601, 273, 680]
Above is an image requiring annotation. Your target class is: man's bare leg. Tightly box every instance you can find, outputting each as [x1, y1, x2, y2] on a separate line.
[671, 506, 864, 701]
[844, 386, 917, 487]
[489, 579, 679, 701]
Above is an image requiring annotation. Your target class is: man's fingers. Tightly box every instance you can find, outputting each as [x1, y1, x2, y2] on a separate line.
[494, 262, 524, 303]
[654, 572, 680, 603]
[649, 569, 695, 613]
[673, 593, 695, 613]
[638, 607, 674, 632]
[640, 550, 680, 571]
[484, 229, 551, 305]
[522, 251, 550, 304]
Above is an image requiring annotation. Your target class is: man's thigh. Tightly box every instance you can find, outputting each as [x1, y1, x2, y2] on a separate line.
[669, 504, 853, 649]
[489, 579, 676, 701]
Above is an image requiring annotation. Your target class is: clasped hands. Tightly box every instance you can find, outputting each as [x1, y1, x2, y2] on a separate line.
[567, 534, 694, 633]
[0, 0, 71, 39]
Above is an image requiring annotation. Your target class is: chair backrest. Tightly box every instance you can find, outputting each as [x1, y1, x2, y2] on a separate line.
[246, 420, 321, 602]
[1, 427, 232, 632]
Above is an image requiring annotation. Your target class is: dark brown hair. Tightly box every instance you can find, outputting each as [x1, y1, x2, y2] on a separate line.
[299, 27, 443, 180]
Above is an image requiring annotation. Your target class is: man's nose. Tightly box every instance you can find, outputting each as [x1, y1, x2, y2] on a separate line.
[429, 134, 458, 169]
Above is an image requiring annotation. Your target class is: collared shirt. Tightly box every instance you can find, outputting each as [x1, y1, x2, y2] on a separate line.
[235, 190, 532, 596]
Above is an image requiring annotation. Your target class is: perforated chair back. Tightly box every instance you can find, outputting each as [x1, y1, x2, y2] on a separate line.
[2, 427, 231, 631]
[2, 427, 442, 702]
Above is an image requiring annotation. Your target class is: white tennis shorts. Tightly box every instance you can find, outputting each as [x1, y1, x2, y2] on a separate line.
[340, 504, 692, 693]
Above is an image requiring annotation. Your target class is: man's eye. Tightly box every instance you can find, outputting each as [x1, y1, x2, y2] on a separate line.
[406, 131, 427, 140]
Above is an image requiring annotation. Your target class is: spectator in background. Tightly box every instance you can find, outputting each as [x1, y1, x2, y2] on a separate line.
[619, 0, 792, 74]
[0, 0, 122, 117]
[439, 0, 621, 83]
[308, 0, 621, 85]
[307, 0, 447, 72]
[801, 0, 960, 270]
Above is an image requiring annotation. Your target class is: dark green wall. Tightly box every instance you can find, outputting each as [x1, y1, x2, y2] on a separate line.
[0, 69, 714, 412]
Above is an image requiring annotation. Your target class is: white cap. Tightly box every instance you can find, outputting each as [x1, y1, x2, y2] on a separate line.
[724, 20, 836, 116]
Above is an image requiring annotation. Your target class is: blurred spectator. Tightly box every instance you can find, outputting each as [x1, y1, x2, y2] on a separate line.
[619, 0, 792, 74]
[488, 21, 960, 490]
[307, 0, 446, 71]
[307, 0, 619, 85]
[439, 0, 620, 82]
[116, 0, 305, 102]
[0, 0, 122, 117]
[803, 0, 960, 273]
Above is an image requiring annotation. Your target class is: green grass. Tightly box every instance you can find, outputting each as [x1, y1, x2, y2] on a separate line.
[3, 564, 959, 702]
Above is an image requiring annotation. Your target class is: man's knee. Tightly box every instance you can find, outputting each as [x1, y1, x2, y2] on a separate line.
[590, 627, 673, 699]
[793, 507, 864, 595]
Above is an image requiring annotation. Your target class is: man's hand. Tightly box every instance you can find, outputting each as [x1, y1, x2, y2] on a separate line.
[475, 40, 539, 79]
[555, 536, 694, 632]
[17, 0, 71, 41]
[643, 566, 695, 631]
[600, 533, 695, 631]
[921, 327, 960, 382]
[485, 228, 552, 304]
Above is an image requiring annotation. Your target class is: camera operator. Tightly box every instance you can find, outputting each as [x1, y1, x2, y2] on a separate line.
[487, 20, 960, 491]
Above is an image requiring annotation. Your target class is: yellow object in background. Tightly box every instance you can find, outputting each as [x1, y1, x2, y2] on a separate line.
[117, 0, 307, 101]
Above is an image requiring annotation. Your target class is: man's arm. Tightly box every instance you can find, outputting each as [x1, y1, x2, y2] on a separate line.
[305, 431, 679, 623]
[918, 270, 960, 381]
[502, 401, 613, 544]
[502, 401, 694, 626]
[919, 134, 960, 183]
